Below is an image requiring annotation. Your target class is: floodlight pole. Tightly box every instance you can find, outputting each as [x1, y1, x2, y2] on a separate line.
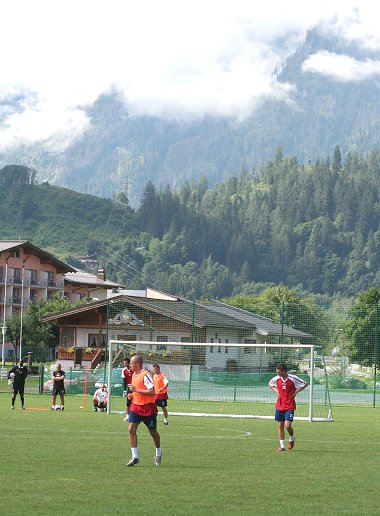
[2, 262, 8, 367]
[19, 265, 25, 361]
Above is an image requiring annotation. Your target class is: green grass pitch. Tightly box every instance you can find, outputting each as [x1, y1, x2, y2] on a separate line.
[1, 393, 379, 515]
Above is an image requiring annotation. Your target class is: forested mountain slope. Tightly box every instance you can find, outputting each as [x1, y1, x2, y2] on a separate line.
[1, 146, 379, 301]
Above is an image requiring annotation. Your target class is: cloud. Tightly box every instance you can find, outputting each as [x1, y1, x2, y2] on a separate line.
[0, 0, 378, 150]
[303, 51, 380, 81]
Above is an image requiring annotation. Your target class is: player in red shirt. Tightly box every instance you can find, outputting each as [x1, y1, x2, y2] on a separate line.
[122, 357, 133, 422]
[268, 363, 308, 451]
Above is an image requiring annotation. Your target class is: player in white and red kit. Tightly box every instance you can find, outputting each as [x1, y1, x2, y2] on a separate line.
[268, 363, 308, 451]
[122, 357, 133, 422]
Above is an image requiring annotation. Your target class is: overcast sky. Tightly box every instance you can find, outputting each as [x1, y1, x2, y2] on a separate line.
[1, 0, 379, 150]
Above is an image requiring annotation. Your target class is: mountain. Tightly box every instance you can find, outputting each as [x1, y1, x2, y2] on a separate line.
[1, 26, 380, 205]
[0, 165, 136, 259]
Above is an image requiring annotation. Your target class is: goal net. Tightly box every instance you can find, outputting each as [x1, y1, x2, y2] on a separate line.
[107, 340, 333, 421]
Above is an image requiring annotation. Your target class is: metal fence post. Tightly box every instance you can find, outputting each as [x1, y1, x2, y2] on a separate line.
[373, 305, 379, 408]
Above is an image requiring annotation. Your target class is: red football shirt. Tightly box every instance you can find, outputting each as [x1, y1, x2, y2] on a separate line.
[269, 374, 307, 410]
[122, 366, 133, 385]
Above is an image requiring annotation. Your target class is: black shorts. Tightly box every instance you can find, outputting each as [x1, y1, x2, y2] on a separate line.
[52, 385, 65, 395]
[156, 399, 168, 408]
[13, 383, 25, 396]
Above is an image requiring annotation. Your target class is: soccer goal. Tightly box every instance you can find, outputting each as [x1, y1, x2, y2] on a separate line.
[107, 340, 333, 421]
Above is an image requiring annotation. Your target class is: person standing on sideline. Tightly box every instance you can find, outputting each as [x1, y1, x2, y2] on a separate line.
[152, 363, 169, 425]
[268, 363, 308, 451]
[122, 357, 133, 422]
[52, 363, 66, 410]
[8, 360, 28, 409]
[127, 354, 162, 467]
[93, 383, 108, 411]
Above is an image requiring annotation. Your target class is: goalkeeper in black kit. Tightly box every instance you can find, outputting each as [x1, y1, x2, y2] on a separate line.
[8, 360, 28, 409]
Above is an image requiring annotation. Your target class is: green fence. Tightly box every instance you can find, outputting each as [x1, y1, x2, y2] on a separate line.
[0, 298, 379, 407]
[105, 298, 380, 407]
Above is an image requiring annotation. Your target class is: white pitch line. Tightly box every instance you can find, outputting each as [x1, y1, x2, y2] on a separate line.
[8, 427, 380, 446]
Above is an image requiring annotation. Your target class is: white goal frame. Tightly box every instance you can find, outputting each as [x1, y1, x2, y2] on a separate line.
[107, 340, 333, 422]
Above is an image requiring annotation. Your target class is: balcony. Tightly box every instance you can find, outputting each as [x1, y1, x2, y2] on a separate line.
[58, 346, 102, 363]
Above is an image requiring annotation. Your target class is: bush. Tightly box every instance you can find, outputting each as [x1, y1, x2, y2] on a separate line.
[340, 377, 367, 389]
[328, 374, 367, 390]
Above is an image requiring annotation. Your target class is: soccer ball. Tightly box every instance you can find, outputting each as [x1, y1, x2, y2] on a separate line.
[55, 405, 61, 410]
[10, 372, 15, 377]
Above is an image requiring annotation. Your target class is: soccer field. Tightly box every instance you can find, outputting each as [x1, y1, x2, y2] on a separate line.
[1, 393, 379, 515]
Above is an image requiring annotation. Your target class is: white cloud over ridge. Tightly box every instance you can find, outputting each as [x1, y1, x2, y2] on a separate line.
[303, 51, 380, 81]
[0, 0, 378, 151]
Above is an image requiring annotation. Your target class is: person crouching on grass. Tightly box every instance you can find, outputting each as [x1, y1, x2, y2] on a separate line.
[268, 363, 308, 451]
[127, 354, 162, 467]
[93, 384, 108, 412]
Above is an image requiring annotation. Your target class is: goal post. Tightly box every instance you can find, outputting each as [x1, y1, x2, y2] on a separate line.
[107, 340, 333, 421]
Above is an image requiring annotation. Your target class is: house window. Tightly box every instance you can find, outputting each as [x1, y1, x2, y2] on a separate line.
[225, 347, 229, 354]
[47, 291, 54, 300]
[156, 336, 168, 351]
[62, 327, 75, 347]
[13, 287, 21, 304]
[210, 346, 214, 353]
[30, 290, 37, 303]
[88, 334, 101, 347]
[244, 339, 257, 353]
[29, 269, 37, 285]
[13, 268, 21, 284]
[117, 334, 137, 342]
[218, 346, 221, 353]
[210, 338, 214, 343]
[47, 271, 55, 287]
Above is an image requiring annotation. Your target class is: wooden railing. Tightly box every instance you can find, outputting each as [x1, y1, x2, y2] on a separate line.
[91, 348, 103, 369]
[58, 346, 103, 367]
[58, 346, 74, 360]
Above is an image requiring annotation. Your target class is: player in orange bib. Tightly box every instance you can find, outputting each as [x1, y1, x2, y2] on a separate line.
[127, 354, 162, 467]
[153, 363, 169, 425]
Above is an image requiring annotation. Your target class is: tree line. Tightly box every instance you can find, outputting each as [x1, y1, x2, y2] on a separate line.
[107, 145, 380, 300]
[1, 145, 380, 301]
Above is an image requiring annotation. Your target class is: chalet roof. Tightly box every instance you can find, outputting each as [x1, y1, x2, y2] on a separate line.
[0, 240, 75, 273]
[108, 287, 178, 300]
[64, 269, 123, 289]
[207, 300, 310, 338]
[41, 294, 311, 338]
